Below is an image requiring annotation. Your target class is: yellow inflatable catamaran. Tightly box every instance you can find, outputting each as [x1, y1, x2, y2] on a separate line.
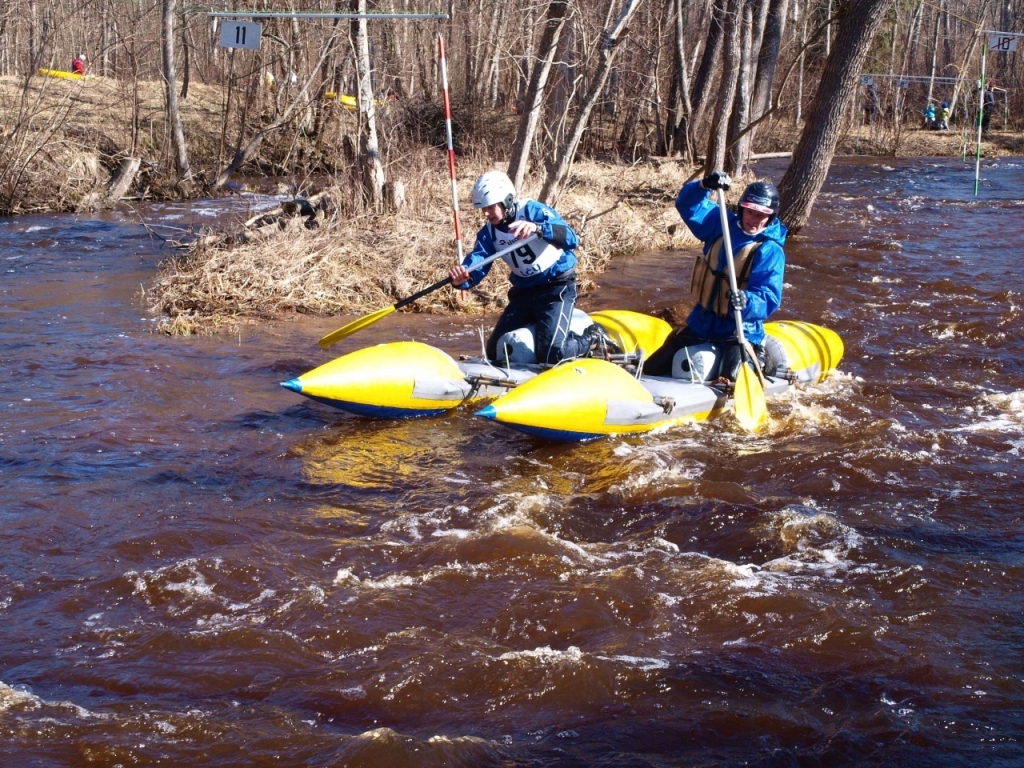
[282, 310, 843, 442]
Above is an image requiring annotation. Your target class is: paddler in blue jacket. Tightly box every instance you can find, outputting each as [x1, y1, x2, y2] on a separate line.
[645, 171, 786, 380]
[450, 170, 617, 364]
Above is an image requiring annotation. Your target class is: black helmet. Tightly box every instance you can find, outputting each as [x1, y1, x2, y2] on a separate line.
[738, 181, 780, 220]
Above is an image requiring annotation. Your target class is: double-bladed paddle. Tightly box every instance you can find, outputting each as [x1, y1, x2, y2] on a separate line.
[318, 235, 540, 349]
[716, 187, 768, 431]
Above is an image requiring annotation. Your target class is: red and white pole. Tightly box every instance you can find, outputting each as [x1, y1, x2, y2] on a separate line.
[437, 31, 464, 262]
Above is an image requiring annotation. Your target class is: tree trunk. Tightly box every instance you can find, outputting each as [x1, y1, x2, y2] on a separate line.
[666, 0, 694, 158]
[539, 0, 646, 204]
[687, 0, 726, 151]
[476, 0, 504, 104]
[507, 0, 569, 193]
[179, 10, 191, 100]
[161, 0, 190, 179]
[749, 0, 788, 131]
[704, 0, 742, 174]
[949, 13, 987, 113]
[777, 0, 894, 230]
[515, 3, 537, 114]
[352, 0, 385, 210]
[725, 0, 755, 176]
[795, 0, 807, 125]
[926, 3, 940, 105]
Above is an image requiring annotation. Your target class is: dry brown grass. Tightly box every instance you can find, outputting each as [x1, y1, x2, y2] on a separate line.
[0, 73, 227, 212]
[148, 153, 712, 334]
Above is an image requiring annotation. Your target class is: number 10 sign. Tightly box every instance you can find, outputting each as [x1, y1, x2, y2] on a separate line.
[988, 35, 1018, 52]
[219, 21, 262, 50]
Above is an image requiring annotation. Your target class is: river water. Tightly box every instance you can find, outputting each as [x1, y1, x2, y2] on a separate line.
[2, 157, 1023, 767]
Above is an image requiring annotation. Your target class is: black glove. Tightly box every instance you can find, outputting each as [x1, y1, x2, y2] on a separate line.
[728, 289, 747, 312]
[702, 171, 731, 191]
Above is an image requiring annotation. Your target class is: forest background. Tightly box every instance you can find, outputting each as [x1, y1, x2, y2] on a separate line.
[0, 0, 1021, 332]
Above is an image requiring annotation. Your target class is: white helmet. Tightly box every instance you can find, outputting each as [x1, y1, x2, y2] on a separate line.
[471, 171, 515, 210]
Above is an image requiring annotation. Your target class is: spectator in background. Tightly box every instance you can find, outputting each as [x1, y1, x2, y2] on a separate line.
[981, 83, 996, 133]
[937, 102, 951, 130]
[863, 82, 879, 125]
[922, 102, 936, 129]
[71, 54, 86, 75]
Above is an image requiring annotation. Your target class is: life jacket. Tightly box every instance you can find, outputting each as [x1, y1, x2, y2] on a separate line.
[690, 238, 761, 318]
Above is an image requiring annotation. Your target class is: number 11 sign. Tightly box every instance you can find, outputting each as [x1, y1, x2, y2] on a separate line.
[219, 21, 262, 50]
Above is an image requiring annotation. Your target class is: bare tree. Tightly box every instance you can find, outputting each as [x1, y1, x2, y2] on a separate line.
[507, 0, 569, 192]
[725, 0, 756, 176]
[351, 0, 385, 209]
[162, 0, 190, 180]
[688, 0, 726, 154]
[665, 0, 694, 158]
[778, 0, 895, 230]
[704, 0, 742, 173]
[540, 0, 646, 203]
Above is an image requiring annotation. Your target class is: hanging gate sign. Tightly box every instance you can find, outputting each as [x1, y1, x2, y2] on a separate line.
[219, 21, 262, 50]
[988, 35, 1018, 52]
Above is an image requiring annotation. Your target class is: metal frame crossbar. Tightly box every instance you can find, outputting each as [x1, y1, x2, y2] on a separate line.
[207, 12, 448, 20]
[861, 74, 978, 85]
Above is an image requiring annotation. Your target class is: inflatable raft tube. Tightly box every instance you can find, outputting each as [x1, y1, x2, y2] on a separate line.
[281, 310, 599, 418]
[280, 341, 541, 418]
[476, 320, 844, 441]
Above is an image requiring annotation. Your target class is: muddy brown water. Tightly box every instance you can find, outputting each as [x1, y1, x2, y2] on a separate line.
[2, 157, 1023, 767]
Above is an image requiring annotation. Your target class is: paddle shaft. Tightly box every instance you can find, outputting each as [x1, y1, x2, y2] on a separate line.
[715, 186, 768, 430]
[395, 234, 540, 310]
[716, 187, 751, 356]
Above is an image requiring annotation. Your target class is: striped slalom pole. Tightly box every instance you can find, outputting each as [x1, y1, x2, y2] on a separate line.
[437, 31, 464, 262]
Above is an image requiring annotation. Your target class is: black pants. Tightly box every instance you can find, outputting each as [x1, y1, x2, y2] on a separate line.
[644, 325, 774, 380]
[487, 279, 590, 364]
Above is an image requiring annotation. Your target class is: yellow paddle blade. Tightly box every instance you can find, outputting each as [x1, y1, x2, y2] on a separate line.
[733, 361, 768, 431]
[318, 305, 397, 349]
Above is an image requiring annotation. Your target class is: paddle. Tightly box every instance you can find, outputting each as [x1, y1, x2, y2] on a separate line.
[318, 235, 541, 349]
[716, 186, 768, 431]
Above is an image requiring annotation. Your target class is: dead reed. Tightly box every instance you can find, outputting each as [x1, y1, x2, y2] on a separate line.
[148, 153, 704, 335]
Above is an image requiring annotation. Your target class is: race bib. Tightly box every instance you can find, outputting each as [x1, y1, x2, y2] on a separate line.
[492, 231, 562, 277]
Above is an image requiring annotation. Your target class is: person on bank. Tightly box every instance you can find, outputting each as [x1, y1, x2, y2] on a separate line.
[922, 101, 936, 129]
[449, 171, 616, 365]
[71, 54, 86, 75]
[981, 83, 996, 133]
[644, 171, 786, 381]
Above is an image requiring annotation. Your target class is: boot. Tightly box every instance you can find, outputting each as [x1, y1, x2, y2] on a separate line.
[583, 324, 623, 358]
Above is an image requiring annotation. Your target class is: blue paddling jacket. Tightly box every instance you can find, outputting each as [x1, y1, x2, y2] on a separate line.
[675, 180, 786, 345]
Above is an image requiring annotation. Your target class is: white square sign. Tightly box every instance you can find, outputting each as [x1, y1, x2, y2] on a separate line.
[219, 21, 262, 50]
[988, 35, 1018, 52]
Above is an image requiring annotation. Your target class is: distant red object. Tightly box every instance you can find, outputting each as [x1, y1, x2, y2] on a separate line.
[72, 57, 86, 75]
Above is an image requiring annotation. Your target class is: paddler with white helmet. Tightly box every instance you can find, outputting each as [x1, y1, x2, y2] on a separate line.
[645, 171, 787, 381]
[450, 171, 619, 364]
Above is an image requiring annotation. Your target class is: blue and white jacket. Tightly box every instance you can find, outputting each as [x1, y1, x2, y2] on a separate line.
[457, 200, 579, 291]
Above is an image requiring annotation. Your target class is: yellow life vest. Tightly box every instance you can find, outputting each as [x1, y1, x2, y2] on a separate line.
[689, 238, 761, 318]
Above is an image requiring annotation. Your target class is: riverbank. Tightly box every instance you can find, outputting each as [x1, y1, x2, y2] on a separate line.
[2, 73, 1021, 333]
